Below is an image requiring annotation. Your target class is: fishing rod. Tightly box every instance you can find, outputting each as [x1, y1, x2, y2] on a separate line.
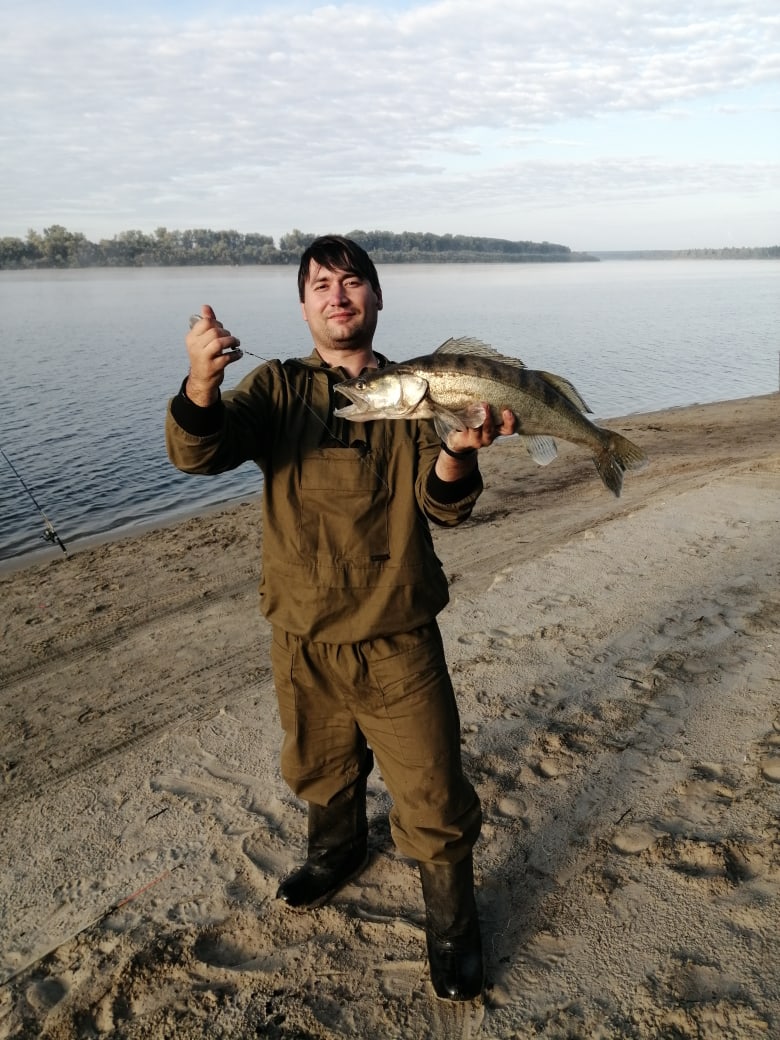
[0, 447, 68, 553]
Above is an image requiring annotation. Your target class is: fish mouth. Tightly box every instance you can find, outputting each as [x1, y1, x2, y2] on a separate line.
[334, 383, 362, 402]
[333, 383, 370, 417]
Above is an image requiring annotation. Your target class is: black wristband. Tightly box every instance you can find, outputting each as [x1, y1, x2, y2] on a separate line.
[440, 441, 478, 460]
[170, 377, 224, 437]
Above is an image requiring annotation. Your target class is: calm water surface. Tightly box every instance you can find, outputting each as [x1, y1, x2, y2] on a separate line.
[1, 261, 777, 563]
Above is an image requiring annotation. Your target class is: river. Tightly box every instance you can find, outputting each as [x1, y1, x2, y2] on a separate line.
[1, 260, 777, 562]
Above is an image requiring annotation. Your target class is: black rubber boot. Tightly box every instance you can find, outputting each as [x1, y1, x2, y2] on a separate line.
[419, 855, 484, 1001]
[277, 760, 371, 909]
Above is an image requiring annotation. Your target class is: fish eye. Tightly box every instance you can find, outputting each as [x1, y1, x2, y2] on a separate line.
[355, 379, 367, 390]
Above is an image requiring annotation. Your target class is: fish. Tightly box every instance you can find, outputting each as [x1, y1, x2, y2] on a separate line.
[334, 337, 648, 497]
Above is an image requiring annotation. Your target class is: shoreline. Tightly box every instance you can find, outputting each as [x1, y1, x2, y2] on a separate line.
[0, 491, 264, 578]
[1, 391, 778, 1038]
[1, 390, 775, 578]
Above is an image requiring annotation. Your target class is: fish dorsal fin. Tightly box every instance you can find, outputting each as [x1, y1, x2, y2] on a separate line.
[434, 337, 527, 370]
[432, 339, 590, 412]
[537, 371, 592, 413]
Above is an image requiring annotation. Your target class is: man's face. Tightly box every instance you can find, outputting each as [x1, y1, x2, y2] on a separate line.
[301, 261, 383, 354]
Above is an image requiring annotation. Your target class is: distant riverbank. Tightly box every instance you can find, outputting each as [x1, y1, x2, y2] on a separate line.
[592, 246, 779, 260]
[0, 227, 595, 269]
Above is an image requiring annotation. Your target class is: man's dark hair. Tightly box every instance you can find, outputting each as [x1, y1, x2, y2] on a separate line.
[297, 235, 381, 302]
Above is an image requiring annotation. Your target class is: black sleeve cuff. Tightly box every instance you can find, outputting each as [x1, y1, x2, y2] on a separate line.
[170, 378, 224, 436]
[426, 464, 481, 504]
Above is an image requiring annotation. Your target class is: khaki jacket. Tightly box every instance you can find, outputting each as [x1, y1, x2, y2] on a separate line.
[166, 350, 483, 642]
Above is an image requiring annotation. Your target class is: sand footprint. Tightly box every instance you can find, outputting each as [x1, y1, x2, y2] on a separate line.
[612, 819, 764, 885]
[150, 740, 285, 833]
[530, 592, 579, 614]
[645, 754, 771, 888]
[457, 626, 528, 652]
[193, 913, 272, 971]
[759, 720, 780, 783]
[652, 770, 738, 840]
[192, 745, 287, 828]
[150, 771, 226, 807]
[664, 837, 729, 879]
[495, 793, 528, 820]
[651, 952, 750, 1005]
[242, 832, 294, 884]
[23, 976, 68, 1014]
[626, 601, 753, 697]
[490, 931, 582, 1012]
[528, 720, 599, 782]
[611, 823, 658, 856]
[647, 952, 771, 1036]
[457, 630, 491, 647]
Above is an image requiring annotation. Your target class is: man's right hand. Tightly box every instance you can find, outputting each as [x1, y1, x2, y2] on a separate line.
[184, 304, 243, 407]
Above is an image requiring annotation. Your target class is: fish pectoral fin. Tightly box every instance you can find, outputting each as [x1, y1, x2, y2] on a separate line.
[434, 403, 489, 445]
[459, 402, 489, 428]
[520, 435, 558, 466]
[433, 410, 469, 441]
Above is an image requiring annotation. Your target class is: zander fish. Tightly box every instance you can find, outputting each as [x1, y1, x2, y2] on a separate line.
[334, 337, 648, 497]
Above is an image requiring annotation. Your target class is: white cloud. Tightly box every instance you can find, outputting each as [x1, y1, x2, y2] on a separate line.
[0, 0, 778, 248]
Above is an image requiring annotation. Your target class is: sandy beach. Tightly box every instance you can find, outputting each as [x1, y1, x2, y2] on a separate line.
[1, 392, 778, 1040]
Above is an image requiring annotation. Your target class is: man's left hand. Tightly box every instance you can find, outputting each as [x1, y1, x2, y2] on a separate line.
[446, 404, 516, 453]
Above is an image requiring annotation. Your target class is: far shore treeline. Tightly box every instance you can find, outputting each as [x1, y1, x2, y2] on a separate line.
[1, 226, 777, 270]
[0, 226, 595, 268]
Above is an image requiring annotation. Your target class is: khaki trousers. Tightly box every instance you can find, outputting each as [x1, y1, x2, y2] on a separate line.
[270, 622, 481, 864]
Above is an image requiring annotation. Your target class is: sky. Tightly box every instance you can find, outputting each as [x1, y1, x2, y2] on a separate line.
[1, 0, 778, 251]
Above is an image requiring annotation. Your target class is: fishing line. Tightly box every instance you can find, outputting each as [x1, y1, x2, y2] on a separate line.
[0, 447, 68, 554]
[188, 314, 396, 493]
[189, 314, 480, 553]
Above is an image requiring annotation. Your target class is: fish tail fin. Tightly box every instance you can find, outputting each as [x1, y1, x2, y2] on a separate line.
[593, 432, 649, 497]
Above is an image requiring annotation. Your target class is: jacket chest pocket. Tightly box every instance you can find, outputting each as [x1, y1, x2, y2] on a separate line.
[299, 448, 389, 563]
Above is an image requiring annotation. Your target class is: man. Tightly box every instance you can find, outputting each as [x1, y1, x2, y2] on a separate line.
[165, 235, 515, 1001]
